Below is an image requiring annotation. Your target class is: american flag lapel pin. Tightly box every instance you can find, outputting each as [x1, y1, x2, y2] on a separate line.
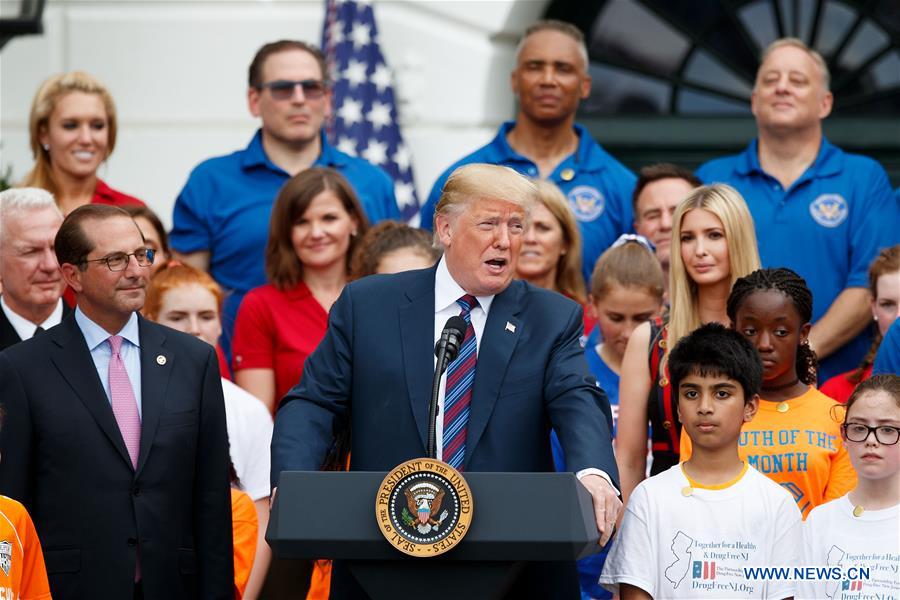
[505, 321, 516, 333]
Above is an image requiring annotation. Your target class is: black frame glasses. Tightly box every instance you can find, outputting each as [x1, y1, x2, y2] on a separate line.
[258, 79, 327, 101]
[82, 248, 155, 272]
[841, 423, 900, 445]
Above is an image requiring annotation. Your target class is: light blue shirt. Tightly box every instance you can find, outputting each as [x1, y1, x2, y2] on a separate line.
[74, 308, 143, 419]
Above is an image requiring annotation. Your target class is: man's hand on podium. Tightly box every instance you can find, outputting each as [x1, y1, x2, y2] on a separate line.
[579, 474, 623, 547]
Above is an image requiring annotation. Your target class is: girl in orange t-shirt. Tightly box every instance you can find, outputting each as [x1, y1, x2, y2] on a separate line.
[681, 268, 856, 518]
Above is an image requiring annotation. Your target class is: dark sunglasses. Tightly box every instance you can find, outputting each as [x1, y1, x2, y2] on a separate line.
[259, 79, 327, 101]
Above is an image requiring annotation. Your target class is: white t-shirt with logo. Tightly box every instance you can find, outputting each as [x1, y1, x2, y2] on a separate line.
[600, 464, 801, 598]
[798, 494, 900, 600]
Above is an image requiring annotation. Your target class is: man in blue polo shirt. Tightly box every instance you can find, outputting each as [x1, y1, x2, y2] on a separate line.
[419, 20, 635, 283]
[170, 40, 399, 357]
[698, 38, 899, 382]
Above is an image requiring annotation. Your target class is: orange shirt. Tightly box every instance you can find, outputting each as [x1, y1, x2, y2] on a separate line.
[231, 488, 258, 599]
[0, 495, 51, 600]
[681, 386, 856, 519]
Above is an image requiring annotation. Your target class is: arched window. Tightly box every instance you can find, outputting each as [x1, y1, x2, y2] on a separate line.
[549, 0, 900, 116]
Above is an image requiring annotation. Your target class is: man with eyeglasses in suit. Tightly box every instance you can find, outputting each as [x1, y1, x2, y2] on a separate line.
[170, 40, 400, 361]
[0, 204, 234, 599]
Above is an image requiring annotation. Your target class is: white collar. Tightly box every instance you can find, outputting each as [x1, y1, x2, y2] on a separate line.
[434, 257, 495, 315]
[0, 295, 64, 340]
[74, 307, 141, 351]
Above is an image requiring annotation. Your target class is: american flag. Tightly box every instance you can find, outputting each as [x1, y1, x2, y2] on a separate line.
[322, 0, 420, 223]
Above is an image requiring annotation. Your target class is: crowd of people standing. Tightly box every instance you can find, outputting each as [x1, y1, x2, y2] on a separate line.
[0, 17, 898, 600]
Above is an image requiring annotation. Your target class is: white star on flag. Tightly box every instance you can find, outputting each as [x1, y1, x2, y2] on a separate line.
[337, 98, 364, 125]
[395, 182, 416, 210]
[337, 136, 358, 156]
[361, 139, 388, 165]
[393, 144, 411, 172]
[342, 59, 367, 88]
[366, 101, 392, 131]
[371, 63, 392, 93]
[350, 22, 371, 49]
[329, 21, 345, 45]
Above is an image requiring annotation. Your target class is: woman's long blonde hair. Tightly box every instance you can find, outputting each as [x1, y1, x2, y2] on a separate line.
[21, 71, 117, 198]
[530, 179, 586, 303]
[666, 184, 760, 363]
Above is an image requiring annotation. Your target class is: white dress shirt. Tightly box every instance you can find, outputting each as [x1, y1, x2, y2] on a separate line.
[0, 295, 64, 340]
[432, 257, 494, 459]
[431, 258, 616, 492]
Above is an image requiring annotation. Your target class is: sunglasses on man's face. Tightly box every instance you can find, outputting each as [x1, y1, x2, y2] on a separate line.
[259, 79, 327, 101]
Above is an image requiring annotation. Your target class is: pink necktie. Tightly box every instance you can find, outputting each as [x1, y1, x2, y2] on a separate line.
[108, 335, 141, 468]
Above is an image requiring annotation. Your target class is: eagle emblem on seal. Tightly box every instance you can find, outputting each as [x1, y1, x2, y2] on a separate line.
[402, 482, 449, 534]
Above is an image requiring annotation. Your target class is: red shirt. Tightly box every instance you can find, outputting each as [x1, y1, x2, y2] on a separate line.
[232, 282, 329, 403]
[92, 178, 145, 207]
[820, 365, 873, 403]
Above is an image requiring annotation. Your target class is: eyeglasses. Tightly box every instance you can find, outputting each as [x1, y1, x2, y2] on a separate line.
[842, 423, 900, 445]
[258, 79, 327, 101]
[82, 248, 155, 272]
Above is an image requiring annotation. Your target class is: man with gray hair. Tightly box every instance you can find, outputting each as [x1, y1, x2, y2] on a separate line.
[0, 187, 68, 350]
[420, 20, 636, 282]
[697, 38, 898, 382]
[273, 164, 619, 598]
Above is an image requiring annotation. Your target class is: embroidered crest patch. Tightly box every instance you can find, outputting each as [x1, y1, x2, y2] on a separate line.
[567, 186, 606, 222]
[809, 194, 848, 228]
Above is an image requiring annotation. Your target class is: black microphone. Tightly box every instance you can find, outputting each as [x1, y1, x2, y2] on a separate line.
[427, 316, 468, 459]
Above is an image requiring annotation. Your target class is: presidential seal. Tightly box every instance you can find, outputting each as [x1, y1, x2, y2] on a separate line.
[375, 458, 473, 557]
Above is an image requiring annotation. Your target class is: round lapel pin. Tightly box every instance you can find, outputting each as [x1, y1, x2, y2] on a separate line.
[156, 355, 167, 365]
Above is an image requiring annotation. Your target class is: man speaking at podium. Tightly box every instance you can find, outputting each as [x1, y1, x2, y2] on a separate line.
[272, 164, 620, 598]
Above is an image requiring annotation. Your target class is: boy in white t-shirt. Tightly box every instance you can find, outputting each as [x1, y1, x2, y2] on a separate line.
[600, 323, 802, 599]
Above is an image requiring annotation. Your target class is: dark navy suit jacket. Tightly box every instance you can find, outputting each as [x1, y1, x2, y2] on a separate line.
[272, 265, 617, 483]
[0, 314, 233, 600]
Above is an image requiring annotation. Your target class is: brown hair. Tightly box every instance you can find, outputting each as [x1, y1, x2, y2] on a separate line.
[143, 263, 224, 322]
[848, 245, 900, 383]
[55, 204, 136, 269]
[265, 167, 368, 289]
[531, 180, 586, 303]
[844, 374, 900, 422]
[632, 163, 702, 216]
[591, 241, 665, 303]
[121, 205, 171, 257]
[248, 40, 328, 88]
[349, 220, 440, 280]
[22, 71, 118, 199]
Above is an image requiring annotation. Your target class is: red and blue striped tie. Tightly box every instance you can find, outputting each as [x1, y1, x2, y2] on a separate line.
[443, 294, 478, 470]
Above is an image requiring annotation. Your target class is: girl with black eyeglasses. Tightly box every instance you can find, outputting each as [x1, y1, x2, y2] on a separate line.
[799, 375, 900, 599]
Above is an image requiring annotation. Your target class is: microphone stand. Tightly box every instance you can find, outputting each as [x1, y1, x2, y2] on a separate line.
[427, 336, 453, 459]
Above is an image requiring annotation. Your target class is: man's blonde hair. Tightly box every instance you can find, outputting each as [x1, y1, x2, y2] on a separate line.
[432, 164, 537, 247]
[758, 37, 830, 89]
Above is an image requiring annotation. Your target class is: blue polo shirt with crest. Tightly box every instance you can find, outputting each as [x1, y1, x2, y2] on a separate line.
[419, 121, 636, 283]
[698, 138, 899, 381]
[170, 129, 399, 358]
